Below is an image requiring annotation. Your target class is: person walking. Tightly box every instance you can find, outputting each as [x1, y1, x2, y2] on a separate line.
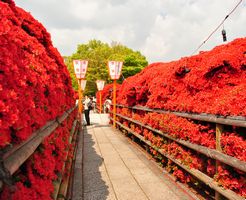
[83, 95, 92, 126]
[92, 96, 97, 113]
[104, 98, 112, 113]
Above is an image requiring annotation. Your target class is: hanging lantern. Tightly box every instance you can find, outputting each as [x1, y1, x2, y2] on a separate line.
[73, 60, 88, 79]
[222, 29, 227, 42]
[108, 61, 123, 80]
[96, 80, 105, 91]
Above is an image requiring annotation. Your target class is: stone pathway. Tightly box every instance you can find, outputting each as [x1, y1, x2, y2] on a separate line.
[73, 113, 199, 200]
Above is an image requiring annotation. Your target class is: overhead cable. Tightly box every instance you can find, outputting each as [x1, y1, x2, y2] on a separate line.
[191, 0, 243, 55]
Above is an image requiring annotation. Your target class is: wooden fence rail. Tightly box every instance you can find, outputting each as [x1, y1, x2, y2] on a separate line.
[117, 104, 246, 128]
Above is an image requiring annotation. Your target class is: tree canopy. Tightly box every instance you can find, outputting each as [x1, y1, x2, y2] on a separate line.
[64, 40, 148, 95]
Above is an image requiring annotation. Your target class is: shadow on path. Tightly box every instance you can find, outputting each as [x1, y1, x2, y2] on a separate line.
[82, 126, 109, 200]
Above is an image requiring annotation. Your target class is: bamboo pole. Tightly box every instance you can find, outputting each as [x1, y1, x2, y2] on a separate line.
[2, 106, 76, 179]
[115, 120, 244, 200]
[116, 104, 246, 128]
[115, 113, 246, 173]
[2, 120, 55, 160]
[5, 123, 56, 175]
[3, 106, 76, 160]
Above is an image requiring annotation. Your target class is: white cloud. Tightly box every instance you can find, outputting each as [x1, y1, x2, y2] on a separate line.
[15, 0, 246, 63]
[70, 0, 99, 21]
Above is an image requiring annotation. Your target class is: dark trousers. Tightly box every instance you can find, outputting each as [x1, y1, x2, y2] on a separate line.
[84, 109, 90, 125]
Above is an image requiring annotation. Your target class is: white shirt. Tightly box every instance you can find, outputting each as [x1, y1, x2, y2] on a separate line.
[83, 98, 91, 110]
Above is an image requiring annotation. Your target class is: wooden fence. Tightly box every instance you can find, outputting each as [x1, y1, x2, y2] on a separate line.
[0, 106, 80, 200]
[110, 104, 245, 200]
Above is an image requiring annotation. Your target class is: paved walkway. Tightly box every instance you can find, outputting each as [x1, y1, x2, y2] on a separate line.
[73, 113, 199, 200]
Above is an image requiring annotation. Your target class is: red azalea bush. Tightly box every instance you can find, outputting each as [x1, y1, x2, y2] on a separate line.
[119, 107, 218, 149]
[117, 38, 246, 117]
[113, 38, 246, 196]
[0, 109, 78, 200]
[107, 40, 246, 195]
[119, 115, 245, 196]
[216, 165, 246, 196]
[0, 0, 75, 148]
[221, 132, 246, 161]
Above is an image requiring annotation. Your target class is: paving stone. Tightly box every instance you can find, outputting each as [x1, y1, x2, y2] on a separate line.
[83, 152, 103, 163]
[84, 140, 97, 147]
[122, 158, 147, 170]
[130, 165, 154, 175]
[84, 136, 97, 144]
[111, 177, 148, 200]
[132, 170, 163, 184]
[118, 150, 140, 159]
[102, 154, 124, 166]
[106, 164, 132, 180]
[83, 171, 110, 193]
[83, 145, 102, 157]
[94, 134, 109, 144]
[140, 182, 181, 200]
[98, 144, 118, 156]
[84, 187, 116, 200]
[84, 159, 106, 174]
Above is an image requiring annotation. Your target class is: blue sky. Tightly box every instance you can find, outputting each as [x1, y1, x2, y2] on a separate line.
[15, 0, 246, 63]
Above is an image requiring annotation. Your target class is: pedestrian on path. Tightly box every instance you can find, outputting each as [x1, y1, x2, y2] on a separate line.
[92, 96, 97, 113]
[83, 95, 92, 125]
[104, 98, 112, 113]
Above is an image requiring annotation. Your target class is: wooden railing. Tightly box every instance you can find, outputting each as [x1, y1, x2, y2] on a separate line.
[0, 105, 80, 200]
[110, 104, 246, 200]
[53, 117, 79, 199]
[117, 105, 246, 127]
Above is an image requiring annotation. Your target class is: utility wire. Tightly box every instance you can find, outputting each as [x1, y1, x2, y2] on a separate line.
[191, 0, 243, 55]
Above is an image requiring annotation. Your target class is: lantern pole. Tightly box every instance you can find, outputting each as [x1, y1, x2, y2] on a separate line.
[73, 60, 88, 121]
[96, 80, 105, 114]
[79, 79, 87, 115]
[78, 79, 82, 115]
[81, 80, 84, 114]
[107, 61, 123, 128]
[113, 79, 117, 128]
[100, 91, 102, 114]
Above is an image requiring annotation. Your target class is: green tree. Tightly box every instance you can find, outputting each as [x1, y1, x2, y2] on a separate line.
[65, 40, 148, 95]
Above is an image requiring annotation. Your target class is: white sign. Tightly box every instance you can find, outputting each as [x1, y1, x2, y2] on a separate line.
[96, 80, 105, 91]
[78, 79, 87, 91]
[73, 60, 88, 79]
[108, 61, 123, 80]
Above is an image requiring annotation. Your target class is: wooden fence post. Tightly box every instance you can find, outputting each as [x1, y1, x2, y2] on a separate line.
[215, 123, 223, 200]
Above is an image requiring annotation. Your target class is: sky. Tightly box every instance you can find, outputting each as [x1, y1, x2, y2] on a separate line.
[15, 0, 246, 63]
